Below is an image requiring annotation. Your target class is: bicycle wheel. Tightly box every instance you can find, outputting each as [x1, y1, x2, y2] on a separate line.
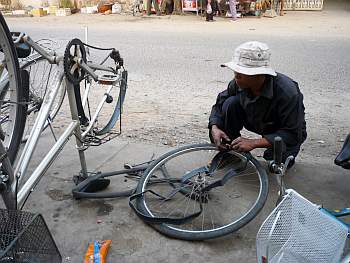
[0, 13, 27, 163]
[135, 143, 269, 240]
[20, 56, 66, 142]
[80, 72, 126, 133]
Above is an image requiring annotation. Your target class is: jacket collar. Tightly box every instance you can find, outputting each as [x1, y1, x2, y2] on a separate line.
[235, 75, 274, 99]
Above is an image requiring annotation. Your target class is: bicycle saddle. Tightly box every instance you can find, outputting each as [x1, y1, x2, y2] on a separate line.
[334, 133, 350, 169]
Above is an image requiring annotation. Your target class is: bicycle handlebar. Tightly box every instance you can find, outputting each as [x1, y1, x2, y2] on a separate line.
[23, 35, 61, 64]
[21, 34, 123, 85]
[273, 136, 283, 166]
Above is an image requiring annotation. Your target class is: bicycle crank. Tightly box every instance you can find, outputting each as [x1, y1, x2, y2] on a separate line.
[63, 38, 87, 85]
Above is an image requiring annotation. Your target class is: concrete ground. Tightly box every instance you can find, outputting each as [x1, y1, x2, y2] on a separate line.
[15, 130, 350, 263]
[1, 1, 350, 262]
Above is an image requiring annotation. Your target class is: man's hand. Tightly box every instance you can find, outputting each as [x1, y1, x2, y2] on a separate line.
[211, 125, 231, 151]
[230, 137, 272, 152]
[230, 137, 257, 152]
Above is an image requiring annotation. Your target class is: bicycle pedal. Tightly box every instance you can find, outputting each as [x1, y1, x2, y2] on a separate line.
[98, 74, 118, 85]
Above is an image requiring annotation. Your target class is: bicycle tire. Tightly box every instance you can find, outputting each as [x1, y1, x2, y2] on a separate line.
[20, 56, 66, 142]
[135, 143, 269, 240]
[77, 69, 126, 138]
[95, 70, 127, 135]
[0, 13, 27, 163]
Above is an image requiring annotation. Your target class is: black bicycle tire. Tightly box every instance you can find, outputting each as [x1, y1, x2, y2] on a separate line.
[135, 143, 269, 240]
[20, 56, 66, 141]
[0, 13, 27, 163]
[95, 71, 127, 135]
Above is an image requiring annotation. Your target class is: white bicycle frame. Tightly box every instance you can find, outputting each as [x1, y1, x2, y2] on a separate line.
[0, 33, 124, 210]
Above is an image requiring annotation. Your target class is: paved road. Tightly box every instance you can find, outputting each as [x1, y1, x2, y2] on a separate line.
[3, 4, 350, 262]
[7, 5, 350, 160]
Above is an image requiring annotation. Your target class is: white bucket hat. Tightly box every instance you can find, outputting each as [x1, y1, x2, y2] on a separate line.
[221, 41, 277, 76]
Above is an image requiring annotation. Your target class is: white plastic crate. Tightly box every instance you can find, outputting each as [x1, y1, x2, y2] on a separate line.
[256, 190, 348, 263]
[284, 0, 323, 10]
[55, 8, 72, 16]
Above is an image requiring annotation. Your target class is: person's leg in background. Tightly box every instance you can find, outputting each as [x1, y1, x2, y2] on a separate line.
[209, 10, 214, 20]
[146, 0, 152, 15]
[205, 0, 212, 21]
[153, 0, 161, 15]
[279, 0, 284, 16]
[160, 0, 167, 14]
[173, 0, 181, 15]
[206, 11, 210, 21]
[228, 0, 237, 21]
[212, 0, 218, 16]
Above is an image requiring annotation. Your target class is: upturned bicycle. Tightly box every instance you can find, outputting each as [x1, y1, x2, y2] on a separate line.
[0, 13, 128, 211]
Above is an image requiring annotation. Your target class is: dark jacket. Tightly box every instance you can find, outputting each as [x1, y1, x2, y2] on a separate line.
[209, 73, 307, 148]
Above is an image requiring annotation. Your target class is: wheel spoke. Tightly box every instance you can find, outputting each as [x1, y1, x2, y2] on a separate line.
[20, 56, 65, 143]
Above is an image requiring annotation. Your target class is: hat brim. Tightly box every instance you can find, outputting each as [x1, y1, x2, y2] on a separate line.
[221, 61, 277, 76]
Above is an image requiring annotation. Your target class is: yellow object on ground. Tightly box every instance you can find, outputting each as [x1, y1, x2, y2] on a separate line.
[49, 5, 59, 14]
[31, 8, 45, 17]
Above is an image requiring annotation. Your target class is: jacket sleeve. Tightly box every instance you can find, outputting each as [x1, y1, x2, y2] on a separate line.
[263, 91, 305, 147]
[208, 80, 235, 129]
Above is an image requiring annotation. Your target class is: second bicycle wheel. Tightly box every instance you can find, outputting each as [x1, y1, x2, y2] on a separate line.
[135, 143, 269, 240]
[20, 56, 66, 142]
[0, 13, 27, 163]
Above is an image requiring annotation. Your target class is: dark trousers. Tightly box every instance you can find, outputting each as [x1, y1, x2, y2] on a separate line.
[205, 0, 215, 21]
[206, 12, 213, 21]
[215, 95, 302, 162]
[161, 0, 181, 14]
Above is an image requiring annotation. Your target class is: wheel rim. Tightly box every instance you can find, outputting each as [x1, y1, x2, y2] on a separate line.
[78, 65, 122, 137]
[0, 24, 19, 151]
[140, 145, 265, 234]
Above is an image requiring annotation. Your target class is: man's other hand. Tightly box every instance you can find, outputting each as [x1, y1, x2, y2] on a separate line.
[229, 136, 271, 152]
[211, 125, 231, 151]
[230, 137, 256, 152]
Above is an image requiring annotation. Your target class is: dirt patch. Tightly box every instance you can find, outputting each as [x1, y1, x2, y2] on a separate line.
[46, 189, 71, 201]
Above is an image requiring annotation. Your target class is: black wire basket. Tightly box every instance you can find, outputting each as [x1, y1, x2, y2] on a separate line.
[0, 209, 61, 263]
